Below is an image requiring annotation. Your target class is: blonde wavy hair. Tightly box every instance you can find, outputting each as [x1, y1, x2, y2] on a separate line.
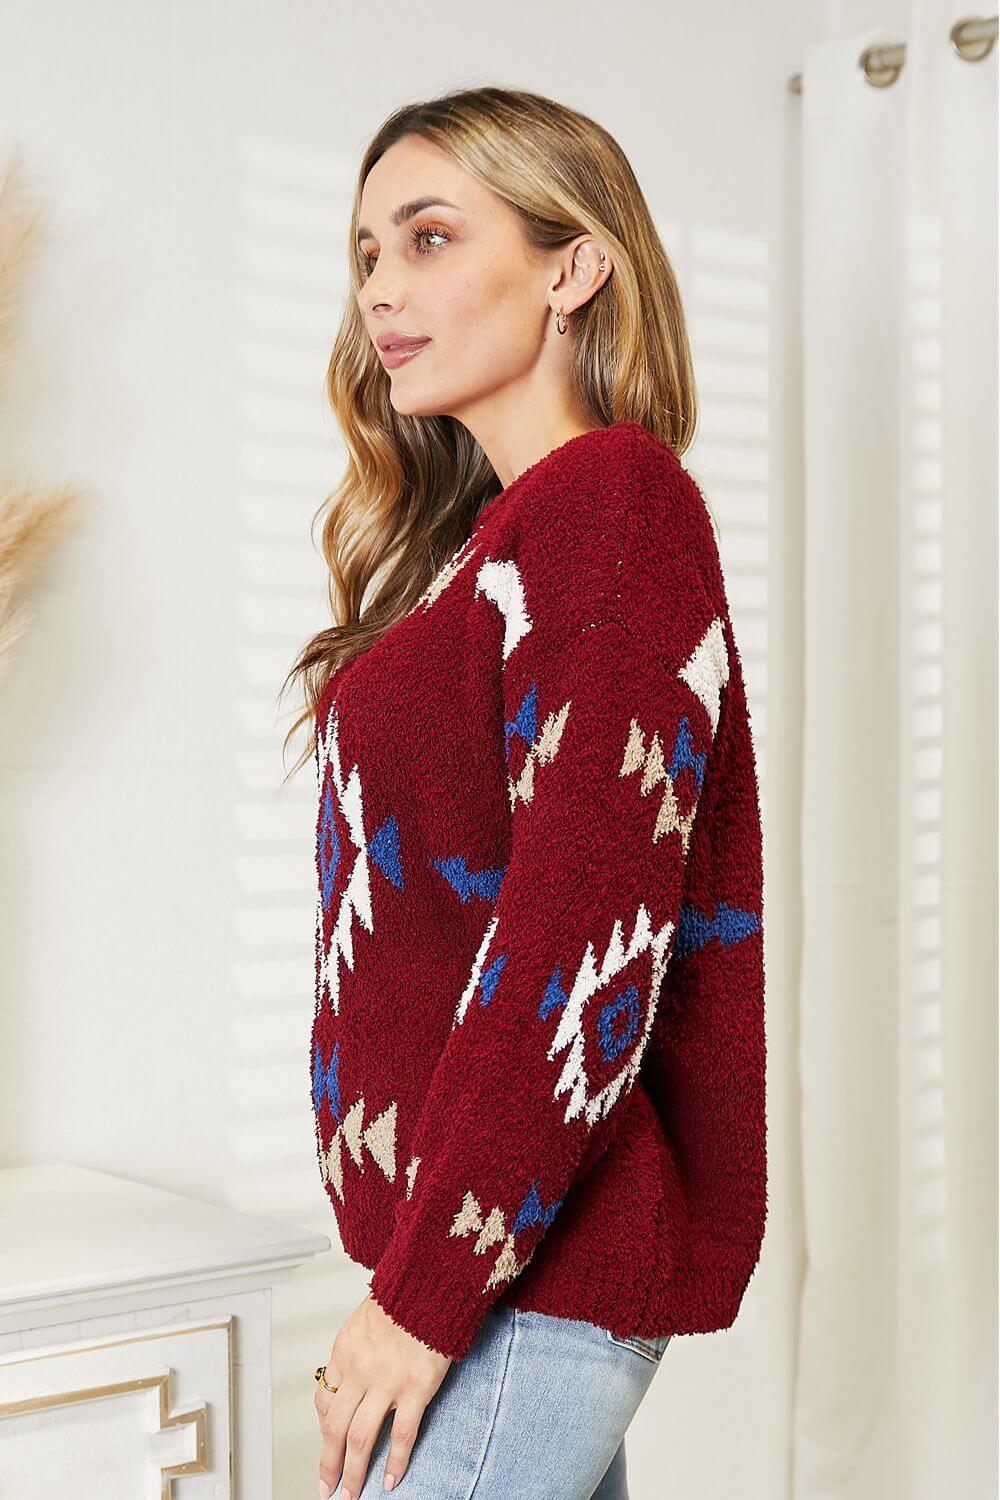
[279, 85, 699, 782]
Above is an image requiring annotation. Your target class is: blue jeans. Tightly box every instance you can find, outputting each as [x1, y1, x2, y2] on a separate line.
[355, 1304, 672, 1498]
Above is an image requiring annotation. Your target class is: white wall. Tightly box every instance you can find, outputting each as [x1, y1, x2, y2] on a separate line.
[0, 2, 897, 1494]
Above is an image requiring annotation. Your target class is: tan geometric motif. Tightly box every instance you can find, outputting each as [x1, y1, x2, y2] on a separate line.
[619, 717, 699, 856]
[449, 1190, 530, 1292]
[318, 1096, 397, 1203]
[410, 536, 481, 615]
[508, 699, 572, 811]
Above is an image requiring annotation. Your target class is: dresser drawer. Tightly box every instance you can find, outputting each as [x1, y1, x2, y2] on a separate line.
[0, 1315, 232, 1499]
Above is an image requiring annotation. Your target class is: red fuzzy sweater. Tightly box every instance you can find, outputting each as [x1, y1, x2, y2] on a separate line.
[310, 420, 767, 1362]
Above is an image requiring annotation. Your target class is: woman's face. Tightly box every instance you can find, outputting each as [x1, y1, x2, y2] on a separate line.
[356, 135, 567, 426]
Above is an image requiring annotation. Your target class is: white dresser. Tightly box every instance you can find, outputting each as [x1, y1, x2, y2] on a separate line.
[0, 1163, 331, 1498]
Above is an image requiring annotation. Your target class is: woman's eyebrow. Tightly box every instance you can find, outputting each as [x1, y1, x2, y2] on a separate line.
[356, 197, 462, 244]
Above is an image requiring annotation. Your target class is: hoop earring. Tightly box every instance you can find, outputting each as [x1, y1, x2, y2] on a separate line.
[556, 250, 607, 335]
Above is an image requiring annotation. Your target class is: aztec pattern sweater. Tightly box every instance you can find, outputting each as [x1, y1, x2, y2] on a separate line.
[309, 420, 767, 1362]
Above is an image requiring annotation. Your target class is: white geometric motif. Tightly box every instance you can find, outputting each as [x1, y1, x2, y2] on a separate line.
[473, 555, 533, 660]
[678, 616, 730, 735]
[454, 913, 501, 1028]
[315, 700, 374, 1017]
[547, 902, 675, 1127]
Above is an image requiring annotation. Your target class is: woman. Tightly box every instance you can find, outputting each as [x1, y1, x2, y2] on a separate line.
[281, 85, 767, 1500]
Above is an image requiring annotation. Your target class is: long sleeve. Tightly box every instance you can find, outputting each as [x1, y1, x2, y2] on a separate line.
[367, 543, 728, 1359]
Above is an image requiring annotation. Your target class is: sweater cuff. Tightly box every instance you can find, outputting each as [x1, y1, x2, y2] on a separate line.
[368, 1239, 497, 1362]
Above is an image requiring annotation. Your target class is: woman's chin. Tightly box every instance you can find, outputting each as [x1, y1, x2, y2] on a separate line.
[389, 391, 448, 419]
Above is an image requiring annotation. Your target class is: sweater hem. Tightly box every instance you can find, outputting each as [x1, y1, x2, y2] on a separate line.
[336, 1206, 759, 1361]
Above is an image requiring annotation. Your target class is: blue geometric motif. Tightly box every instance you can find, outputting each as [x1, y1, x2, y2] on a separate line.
[539, 964, 569, 1021]
[318, 779, 341, 910]
[512, 1178, 563, 1236]
[669, 714, 708, 793]
[312, 1039, 341, 1122]
[370, 814, 403, 889]
[505, 683, 538, 760]
[478, 952, 507, 1006]
[433, 855, 506, 903]
[673, 900, 760, 959]
[598, 985, 640, 1062]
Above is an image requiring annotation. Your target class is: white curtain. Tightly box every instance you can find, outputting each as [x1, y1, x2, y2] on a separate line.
[797, 5, 997, 1498]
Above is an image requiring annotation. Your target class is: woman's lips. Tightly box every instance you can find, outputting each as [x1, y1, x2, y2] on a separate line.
[378, 338, 431, 369]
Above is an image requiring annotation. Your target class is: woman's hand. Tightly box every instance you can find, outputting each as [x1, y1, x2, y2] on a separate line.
[315, 1292, 453, 1498]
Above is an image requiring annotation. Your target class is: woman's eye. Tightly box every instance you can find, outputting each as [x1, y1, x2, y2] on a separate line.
[359, 223, 451, 278]
[409, 223, 451, 254]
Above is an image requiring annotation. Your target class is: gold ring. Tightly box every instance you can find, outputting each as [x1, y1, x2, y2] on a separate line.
[314, 1363, 339, 1393]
